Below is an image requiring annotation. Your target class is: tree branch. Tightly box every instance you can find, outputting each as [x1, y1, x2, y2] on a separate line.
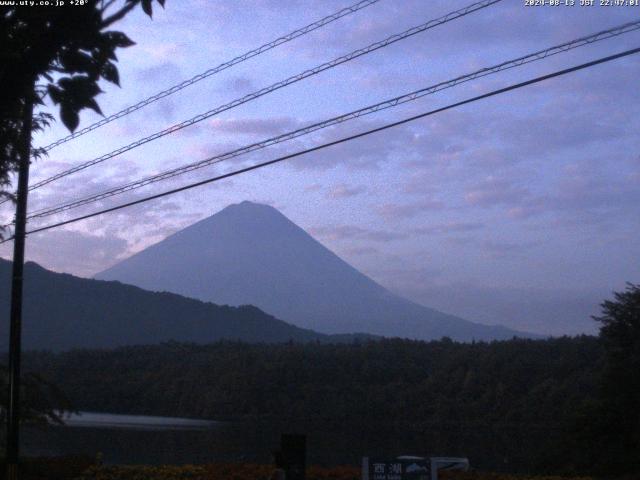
[100, 0, 119, 15]
[101, 1, 138, 29]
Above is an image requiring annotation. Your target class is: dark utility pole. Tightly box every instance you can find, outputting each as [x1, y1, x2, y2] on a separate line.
[5, 93, 34, 480]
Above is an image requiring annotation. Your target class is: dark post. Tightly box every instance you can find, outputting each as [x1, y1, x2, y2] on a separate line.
[281, 434, 306, 480]
[5, 94, 34, 480]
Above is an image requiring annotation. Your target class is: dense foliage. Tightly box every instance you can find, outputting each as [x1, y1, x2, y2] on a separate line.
[24, 336, 603, 474]
[0, 0, 165, 199]
[595, 283, 640, 450]
[0, 364, 72, 427]
[26, 337, 601, 426]
[570, 283, 640, 476]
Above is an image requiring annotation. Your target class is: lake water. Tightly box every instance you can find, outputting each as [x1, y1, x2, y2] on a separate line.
[60, 412, 219, 430]
[21, 412, 553, 472]
[22, 412, 250, 465]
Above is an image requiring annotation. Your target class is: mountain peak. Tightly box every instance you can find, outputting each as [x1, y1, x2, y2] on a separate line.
[179, 200, 296, 242]
[217, 200, 281, 218]
[226, 200, 270, 210]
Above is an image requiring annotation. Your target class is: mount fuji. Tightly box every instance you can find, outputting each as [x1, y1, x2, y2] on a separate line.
[96, 201, 532, 341]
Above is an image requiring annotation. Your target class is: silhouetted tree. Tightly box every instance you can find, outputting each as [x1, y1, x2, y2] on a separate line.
[591, 283, 640, 475]
[0, 0, 166, 428]
[0, 364, 73, 444]
[0, 0, 165, 208]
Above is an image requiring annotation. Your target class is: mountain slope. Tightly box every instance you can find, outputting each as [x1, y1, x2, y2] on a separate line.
[96, 201, 531, 341]
[0, 259, 346, 351]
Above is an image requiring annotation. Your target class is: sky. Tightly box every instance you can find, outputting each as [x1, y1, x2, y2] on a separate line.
[1, 0, 639, 336]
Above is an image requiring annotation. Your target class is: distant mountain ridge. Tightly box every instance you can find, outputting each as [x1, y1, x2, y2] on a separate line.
[96, 201, 533, 341]
[0, 259, 366, 352]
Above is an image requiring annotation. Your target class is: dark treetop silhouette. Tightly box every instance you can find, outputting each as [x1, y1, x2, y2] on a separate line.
[1, 2, 165, 476]
[0, 0, 165, 206]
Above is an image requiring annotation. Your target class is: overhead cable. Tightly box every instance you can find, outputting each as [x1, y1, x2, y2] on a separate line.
[9, 46, 637, 240]
[41, 0, 384, 152]
[26, 0, 503, 192]
[26, 20, 640, 221]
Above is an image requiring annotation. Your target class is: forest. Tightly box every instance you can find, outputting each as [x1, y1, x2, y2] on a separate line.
[23, 336, 604, 474]
[25, 336, 601, 426]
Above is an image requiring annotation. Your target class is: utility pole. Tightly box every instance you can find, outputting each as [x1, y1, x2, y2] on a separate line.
[5, 92, 34, 480]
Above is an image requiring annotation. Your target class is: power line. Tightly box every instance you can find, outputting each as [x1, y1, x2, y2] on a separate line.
[11, 46, 638, 241]
[25, 20, 640, 221]
[41, 0, 383, 152]
[25, 0, 502, 193]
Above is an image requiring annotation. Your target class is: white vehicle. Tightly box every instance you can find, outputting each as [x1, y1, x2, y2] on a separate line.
[429, 457, 470, 480]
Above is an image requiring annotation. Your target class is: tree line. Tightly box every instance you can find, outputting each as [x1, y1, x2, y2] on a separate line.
[24, 336, 600, 473]
[24, 336, 600, 425]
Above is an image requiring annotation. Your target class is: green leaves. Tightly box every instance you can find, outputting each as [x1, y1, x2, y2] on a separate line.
[101, 62, 120, 87]
[103, 31, 136, 48]
[44, 0, 168, 131]
[42, 15, 152, 132]
[48, 76, 104, 132]
[59, 104, 78, 133]
[0, 0, 169, 196]
[59, 50, 97, 76]
[141, 0, 153, 17]
[140, 0, 165, 18]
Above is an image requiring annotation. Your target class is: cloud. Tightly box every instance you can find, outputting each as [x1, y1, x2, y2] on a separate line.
[506, 205, 545, 220]
[396, 281, 605, 336]
[136, 61, 182, 84]
[304, 183, 322, 192]
[344, 245, 380, 256]
[0, 229, 129, 278]
[209, 117, 300, 137]
[464, 176, 530, 208]
[494, 154, 640, 226]
[223, 76, 256, 94]
[375, 264, 443, 285]
[412, 221, 484, 235]
[377, 199, 444, 220]
[26, 158, 143, 218]
[477, 239, 538, 260]
[326, 183, 366, 199]
[140, 43, 181, 61]
[287, 119, 419, 171]
[309, 224, 405, 243]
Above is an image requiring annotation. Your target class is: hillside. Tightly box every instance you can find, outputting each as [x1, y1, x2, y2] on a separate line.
[0, 259, 352, 351]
